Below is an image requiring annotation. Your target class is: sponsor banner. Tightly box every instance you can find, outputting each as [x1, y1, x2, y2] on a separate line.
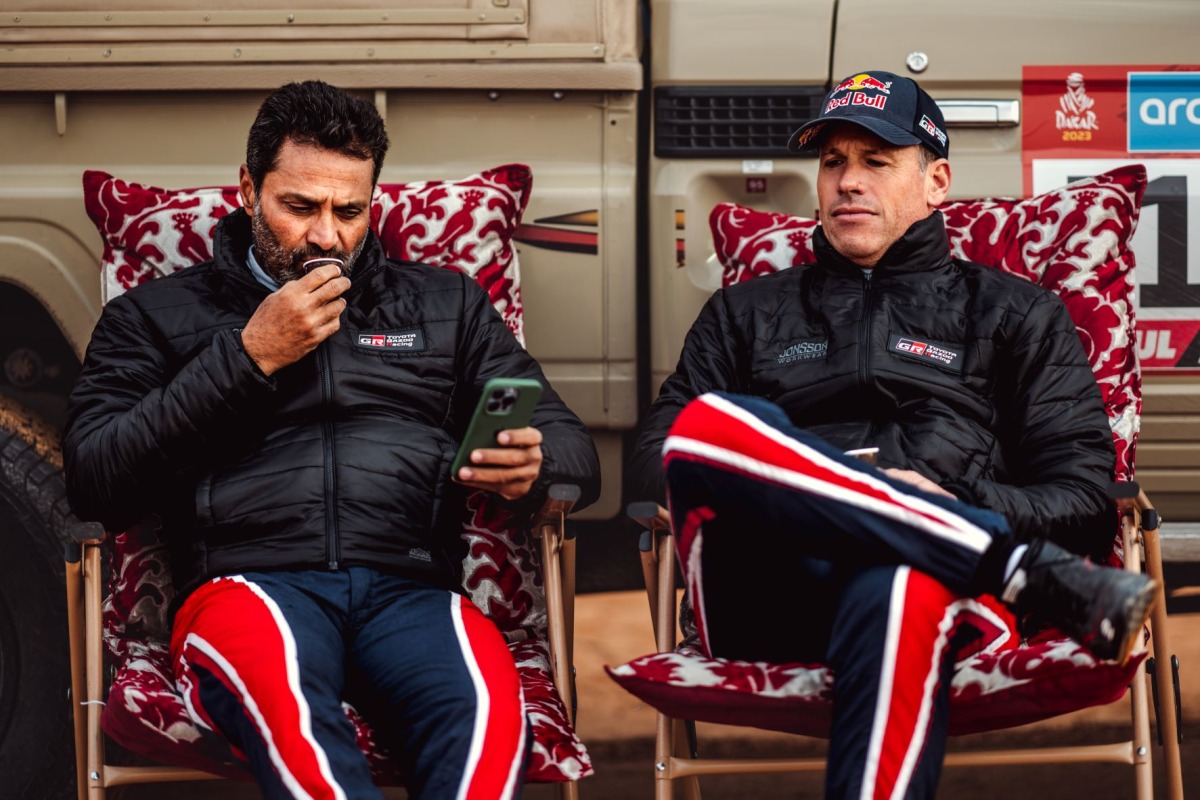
[1129, 72, 1200, 153]
[1137, 320, 1200, 370]
[1022, 65, 1200, 188]
[1024, 65, 1200, 371]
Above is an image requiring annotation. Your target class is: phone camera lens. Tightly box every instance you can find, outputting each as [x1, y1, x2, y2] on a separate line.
[486, 399, 501, 413]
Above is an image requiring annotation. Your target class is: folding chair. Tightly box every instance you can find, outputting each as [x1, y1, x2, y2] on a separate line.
[607, 165, 1185, 799]
[64, 166, 593, 798]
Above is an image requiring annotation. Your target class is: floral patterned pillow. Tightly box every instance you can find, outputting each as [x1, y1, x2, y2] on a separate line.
[82, 163, 531, 343]
[708, 164, 1147, 482]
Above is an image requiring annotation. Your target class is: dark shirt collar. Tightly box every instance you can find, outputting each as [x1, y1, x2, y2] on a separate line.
[813, 210, 952, 276]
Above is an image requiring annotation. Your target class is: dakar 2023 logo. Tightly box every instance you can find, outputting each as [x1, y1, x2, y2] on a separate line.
[1056, 72, 1099, 141]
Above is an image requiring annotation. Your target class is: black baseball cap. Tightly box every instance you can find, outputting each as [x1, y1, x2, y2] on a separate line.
[787, 70, 949, 159]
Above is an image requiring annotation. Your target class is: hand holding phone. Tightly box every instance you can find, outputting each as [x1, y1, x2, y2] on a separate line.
[452, 378, 545, 500]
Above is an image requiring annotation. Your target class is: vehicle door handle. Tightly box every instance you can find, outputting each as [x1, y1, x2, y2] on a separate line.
[936, 100, 1021, 127]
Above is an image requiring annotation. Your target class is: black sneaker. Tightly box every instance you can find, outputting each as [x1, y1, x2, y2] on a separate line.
[1000, 538, 1157, 664]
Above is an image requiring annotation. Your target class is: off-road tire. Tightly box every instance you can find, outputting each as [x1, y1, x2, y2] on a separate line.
[0, 405, 76, 799]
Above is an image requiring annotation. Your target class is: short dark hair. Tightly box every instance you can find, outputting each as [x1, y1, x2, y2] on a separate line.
[245, 80, 390, 191]
[915, 143, 940, 172]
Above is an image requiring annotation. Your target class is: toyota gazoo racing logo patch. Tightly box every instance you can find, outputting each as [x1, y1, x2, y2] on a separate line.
[887, 332, 964, 372]
[918, 114, 947, 148]
[355, 328, 427, 351]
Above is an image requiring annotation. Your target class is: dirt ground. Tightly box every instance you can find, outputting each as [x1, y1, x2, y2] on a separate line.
[119, 589, 1199, 800]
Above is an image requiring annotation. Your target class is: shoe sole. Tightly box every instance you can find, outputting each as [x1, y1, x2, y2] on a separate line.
[1112, 577, 1158, 666]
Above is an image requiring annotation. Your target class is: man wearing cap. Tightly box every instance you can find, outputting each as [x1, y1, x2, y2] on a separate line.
[630, 70, 1155, 800]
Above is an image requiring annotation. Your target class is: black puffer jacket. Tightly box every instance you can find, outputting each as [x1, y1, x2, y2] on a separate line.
[64, 209, 600, 600]
[633, 212, 1115, 560]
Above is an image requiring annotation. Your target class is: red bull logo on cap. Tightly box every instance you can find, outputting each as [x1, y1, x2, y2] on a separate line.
[826, 92, 888, 114]
[795, 124, 825, 148]
[832, 73, 893, 95]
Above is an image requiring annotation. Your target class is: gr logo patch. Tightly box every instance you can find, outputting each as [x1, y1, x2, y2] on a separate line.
[355, 328, 427, 352]
[887, 332, 964, 373]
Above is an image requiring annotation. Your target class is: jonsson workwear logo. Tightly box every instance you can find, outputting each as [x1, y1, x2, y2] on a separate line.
[778, 339, 829, 364]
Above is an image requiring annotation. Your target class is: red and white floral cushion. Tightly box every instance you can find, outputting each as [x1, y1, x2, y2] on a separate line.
[82, 163, 530, 344]
[610, 165, 1149, 740]
[608, 571, 1146, 737]
[708, 164, 1146, 483]
[608, 634, 1143, 738]
[83, 167, 591, 784]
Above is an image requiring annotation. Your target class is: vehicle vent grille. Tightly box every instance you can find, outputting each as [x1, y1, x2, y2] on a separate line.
[654, 86, 826, 158]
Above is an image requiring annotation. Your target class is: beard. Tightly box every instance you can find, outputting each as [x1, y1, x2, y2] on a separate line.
[250, 201, 367, 284]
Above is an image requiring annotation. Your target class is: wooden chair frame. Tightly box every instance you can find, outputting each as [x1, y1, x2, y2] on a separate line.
[65, 483, 584, 800]
[627, 486, 1184, 800]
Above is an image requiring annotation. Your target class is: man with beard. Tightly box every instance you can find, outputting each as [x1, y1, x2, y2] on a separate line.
[63, 80, 599, 799]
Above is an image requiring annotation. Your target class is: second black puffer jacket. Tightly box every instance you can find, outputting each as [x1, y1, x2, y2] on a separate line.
[64, 209, 600, 600]
[633, 212, 1115, 560]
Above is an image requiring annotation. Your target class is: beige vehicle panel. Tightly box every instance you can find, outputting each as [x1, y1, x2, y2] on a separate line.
[0, 0, 640, 90]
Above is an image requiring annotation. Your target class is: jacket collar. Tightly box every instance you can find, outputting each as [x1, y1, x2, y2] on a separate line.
[812, 210, 952, 276]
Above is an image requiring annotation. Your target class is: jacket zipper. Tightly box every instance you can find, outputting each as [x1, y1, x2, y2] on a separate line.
[317, 342, 340, 569]
[858, 270, 879, 448]
[858, 270, 874, 386]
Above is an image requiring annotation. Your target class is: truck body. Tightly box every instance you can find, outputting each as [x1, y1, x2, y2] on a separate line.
[2, 0, 1199, 793]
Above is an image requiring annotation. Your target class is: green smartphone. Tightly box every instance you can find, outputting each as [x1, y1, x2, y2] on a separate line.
[451, 377, 544, 477]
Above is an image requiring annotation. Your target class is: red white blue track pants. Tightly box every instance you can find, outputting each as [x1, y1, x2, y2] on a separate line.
[170, 567, 529, 800]
[663, 393, 1017, 800]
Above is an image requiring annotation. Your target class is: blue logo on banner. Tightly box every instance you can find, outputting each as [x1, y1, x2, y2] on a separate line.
[1129, 72, 1200, 152]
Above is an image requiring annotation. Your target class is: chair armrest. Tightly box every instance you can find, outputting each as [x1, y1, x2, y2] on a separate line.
[67, 521, 107, 544]
[627, 500, 671, 532]
[65, 521, 107, 564]
[532, 483, 581, 528]
[627, 501, 681, 653]
[1107, 480, 1140, 501]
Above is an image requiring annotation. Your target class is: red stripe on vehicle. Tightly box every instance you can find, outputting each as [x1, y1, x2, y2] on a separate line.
[513, 224, 598, 251]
